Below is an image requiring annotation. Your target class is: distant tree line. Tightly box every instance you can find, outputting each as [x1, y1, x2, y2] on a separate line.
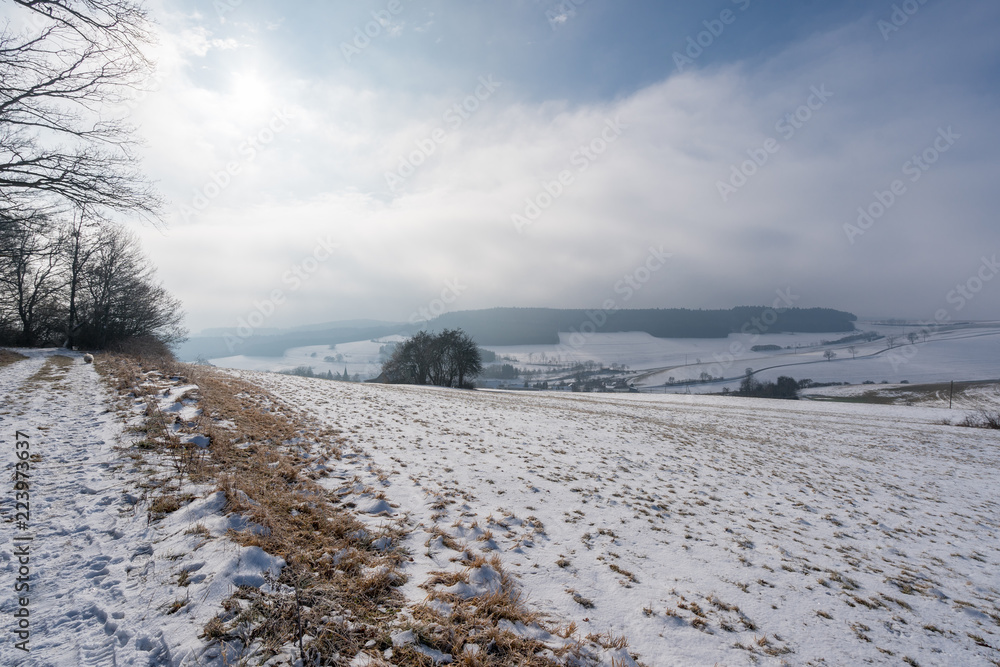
[1, 218, 185, 350]
[823, 331, 881, 345]
[481, 363, 520, 380]
[381, 329, 483, 388]
[738, 370, 800, 399]
[423, 307, 858, 346]
[279, 366, 362, 382]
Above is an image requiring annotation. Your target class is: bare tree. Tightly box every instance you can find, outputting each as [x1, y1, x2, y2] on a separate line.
[847, 345, 856, 359]
[907, 332, 918, 345]
[77, 224, 184, 348]
[0, 212, 64, 345]
[62, 209, 99, 347]
[823, 350, 836, 361]
[0, 0, 160, 222]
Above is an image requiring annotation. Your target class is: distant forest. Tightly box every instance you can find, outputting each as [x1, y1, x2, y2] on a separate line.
[423, 307, 857, 346]
[177, 306, 856, 361]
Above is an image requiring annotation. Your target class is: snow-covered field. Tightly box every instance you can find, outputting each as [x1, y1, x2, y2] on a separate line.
[243, 372, 1000, 666]
[742, 331, 1000, 391]
[802, 381, 1000, 409]
[206, 322, 1000, 394]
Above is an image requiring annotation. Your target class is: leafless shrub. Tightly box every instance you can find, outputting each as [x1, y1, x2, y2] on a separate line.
[958, 409, 1000, 430]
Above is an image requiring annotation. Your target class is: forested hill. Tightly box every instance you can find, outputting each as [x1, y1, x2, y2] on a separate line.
[423, 307, 857, 346]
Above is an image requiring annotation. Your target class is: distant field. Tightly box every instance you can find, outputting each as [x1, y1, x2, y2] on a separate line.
[804, 379, 1000, 408]
[246, 372, 1000, 666]
[208, 322, 1000, 395]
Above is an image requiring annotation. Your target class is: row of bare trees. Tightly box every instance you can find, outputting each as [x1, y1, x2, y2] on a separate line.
[1, 0, 184, 350]
[0, 213, 184, 347]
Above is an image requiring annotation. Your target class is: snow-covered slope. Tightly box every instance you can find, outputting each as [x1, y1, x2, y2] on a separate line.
[242, 373, 1000, 666]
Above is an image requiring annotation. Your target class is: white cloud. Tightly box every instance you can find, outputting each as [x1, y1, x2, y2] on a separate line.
[178, 26, 240, 57]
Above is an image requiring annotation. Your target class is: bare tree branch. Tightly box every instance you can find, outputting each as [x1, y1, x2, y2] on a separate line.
[0, 0, 161, 223]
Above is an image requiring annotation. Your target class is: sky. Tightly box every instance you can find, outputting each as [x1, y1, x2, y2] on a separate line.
[114, 0, 1000, 333]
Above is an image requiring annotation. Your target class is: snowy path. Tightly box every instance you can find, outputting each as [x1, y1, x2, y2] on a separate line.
[0, 350, 176, 664]
[1, 351, 281, 666]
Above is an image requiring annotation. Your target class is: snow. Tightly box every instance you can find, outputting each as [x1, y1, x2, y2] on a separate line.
[0, 350, 286, 666]
[241, 370, 1000, 666]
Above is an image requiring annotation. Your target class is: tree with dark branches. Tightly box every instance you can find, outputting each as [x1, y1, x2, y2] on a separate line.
[0, 209, 63, 344]
[0, 1, 186, 351]
[0, 0, 161, 223]
[75, 222, 184, 349]
[381, 329, 483, 388]
[62, 207, 98, 347]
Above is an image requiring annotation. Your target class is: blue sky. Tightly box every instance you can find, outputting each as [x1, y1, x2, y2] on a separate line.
[117, 0, 1000, 332]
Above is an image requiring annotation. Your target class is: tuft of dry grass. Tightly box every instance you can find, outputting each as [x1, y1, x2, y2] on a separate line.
[185, 522, 211, 538]
[149, 493, 189, 518]
[569, 590, 595, 609]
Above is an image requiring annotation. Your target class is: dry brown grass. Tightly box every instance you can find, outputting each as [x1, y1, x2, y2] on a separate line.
[958, 409, 1000, 430]
[26, 354, 74, 384]
[400, 555, 572, 667]
[98, 356, 407, 662]
[0, 349, 28, 367]
[149, 493, 187, 517]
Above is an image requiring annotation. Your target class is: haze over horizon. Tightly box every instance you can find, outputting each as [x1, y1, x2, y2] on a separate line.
[108, 0, 998, 332]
